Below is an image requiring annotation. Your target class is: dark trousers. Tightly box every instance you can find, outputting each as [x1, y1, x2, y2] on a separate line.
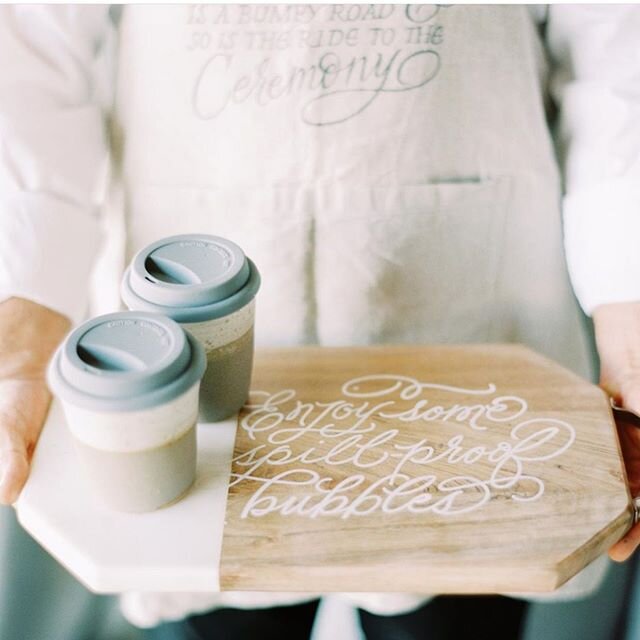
[147, 595, 527, 640]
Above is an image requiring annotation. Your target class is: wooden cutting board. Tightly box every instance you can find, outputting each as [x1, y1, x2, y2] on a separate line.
[219, 345, 632, 593]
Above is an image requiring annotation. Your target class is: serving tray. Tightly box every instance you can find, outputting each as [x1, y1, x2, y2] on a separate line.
[16, 345, 632, 593]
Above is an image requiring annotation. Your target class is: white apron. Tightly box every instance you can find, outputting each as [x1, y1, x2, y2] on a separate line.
[101, 3, 604, 622]
[112, 4, 592, 375]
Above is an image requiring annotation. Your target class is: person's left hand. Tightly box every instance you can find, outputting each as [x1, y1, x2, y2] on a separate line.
[593, 302, 640, 561]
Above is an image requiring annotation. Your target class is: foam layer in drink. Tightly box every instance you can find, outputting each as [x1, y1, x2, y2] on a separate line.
[74, 423, 197, 512]
[182, 301, 255, 422]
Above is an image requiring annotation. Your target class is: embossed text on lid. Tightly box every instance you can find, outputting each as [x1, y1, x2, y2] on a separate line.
[121, 234, 261, 323]
[48, 312, 206, 411]
[128, 235, 250, 308]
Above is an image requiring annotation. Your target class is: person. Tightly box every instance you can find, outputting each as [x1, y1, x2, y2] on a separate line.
[1, 4, 639, 640]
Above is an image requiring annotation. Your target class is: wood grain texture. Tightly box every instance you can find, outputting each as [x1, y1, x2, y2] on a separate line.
[220, 345, 632, 593]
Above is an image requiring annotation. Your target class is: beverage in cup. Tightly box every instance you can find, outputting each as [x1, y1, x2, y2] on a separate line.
[48, 311, 206, 512]
[121, 234, 261, 422]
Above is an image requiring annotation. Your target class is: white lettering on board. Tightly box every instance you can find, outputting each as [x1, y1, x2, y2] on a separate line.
[231, 375, 576, 519]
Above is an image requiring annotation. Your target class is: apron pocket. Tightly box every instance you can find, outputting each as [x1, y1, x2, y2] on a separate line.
[313, 177, 511, 344]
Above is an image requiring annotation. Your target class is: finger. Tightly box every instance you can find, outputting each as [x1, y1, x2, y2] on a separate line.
[600, 380, 640, 417]
[0, 406, 33, 505]
[609, 522, 640, 562]
[0, 380, 51, 506]
[0, 448, 30, 505]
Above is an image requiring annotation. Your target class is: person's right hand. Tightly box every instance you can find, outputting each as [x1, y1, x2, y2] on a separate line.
[593, 302, 640, 561]
[0, 298, 70, 505]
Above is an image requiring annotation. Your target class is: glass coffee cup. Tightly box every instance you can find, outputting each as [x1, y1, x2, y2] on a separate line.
[121, 234, 260, 422]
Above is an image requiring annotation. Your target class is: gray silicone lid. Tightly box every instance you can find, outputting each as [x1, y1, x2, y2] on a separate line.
[121, 234, 261, 323]
[47, 312, 206, 412]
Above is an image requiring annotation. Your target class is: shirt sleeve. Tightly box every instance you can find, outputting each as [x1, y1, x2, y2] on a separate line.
[0, 5, 114, 324]
[546, 6, 640, 316]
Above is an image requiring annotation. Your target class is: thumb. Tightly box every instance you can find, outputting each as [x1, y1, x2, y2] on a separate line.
[610, 522, 640, 562]
[0, 380, 52, 505]
[612, 376, 640, 416]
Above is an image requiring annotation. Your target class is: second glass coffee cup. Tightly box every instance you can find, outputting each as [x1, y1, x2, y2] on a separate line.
[121, 234, 261, 422]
